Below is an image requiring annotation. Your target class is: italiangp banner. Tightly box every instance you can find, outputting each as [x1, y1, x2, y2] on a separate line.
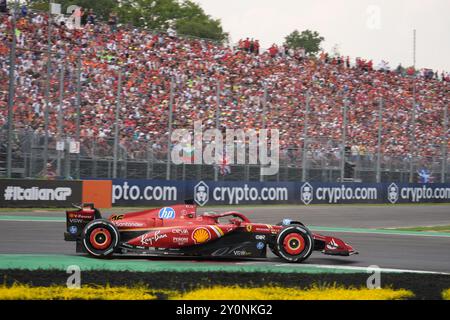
[111, 179, 450, 206]
[0, 179, 82, 207]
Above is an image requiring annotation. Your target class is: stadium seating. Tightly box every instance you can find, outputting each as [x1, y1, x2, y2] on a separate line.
[0, 10, 448, 162]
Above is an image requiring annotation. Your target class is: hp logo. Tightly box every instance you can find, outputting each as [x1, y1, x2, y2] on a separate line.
[158, 207, 176, 219]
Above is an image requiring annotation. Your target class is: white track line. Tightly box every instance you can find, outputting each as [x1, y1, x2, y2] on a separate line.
[235, 261, 450, 274]
[273, 263, 450, 275]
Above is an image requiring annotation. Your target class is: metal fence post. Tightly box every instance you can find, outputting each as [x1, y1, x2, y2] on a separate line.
[166, 77, 174, 180]
[6, 1, 19, 178]
[146, 141, 152, 179]
[302, 90, 310, 182]
[56, 63, 65, 176]
[340, 99, 348, 181]
[376, 97, 383, 183]
[409, 83, 417, 183]
[113, 68, 123, 179]
[75, 51, 82, 179]
[214, 79, 220, 181]
[64, 137, 70, 179]
[123, 151, 127, 179]
[43, 3, 53, 177]
[27, 130, 34, 177]
[442, 103, 448, 183]
[92, 138, 97, 178]
[260, 82, 268, 182]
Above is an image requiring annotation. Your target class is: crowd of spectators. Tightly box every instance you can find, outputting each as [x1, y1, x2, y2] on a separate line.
[237, 38, 260, 55]
[0, 9, 448, 165]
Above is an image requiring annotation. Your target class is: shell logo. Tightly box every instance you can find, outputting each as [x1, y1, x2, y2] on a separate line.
[192, 227, 211, 244]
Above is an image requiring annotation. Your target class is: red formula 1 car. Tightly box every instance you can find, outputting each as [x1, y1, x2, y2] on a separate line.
[64, 203, 357, 263]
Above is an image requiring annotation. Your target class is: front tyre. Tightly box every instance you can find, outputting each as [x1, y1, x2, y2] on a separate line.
[82, 219, 119, 258]
[276, 225, 314, 263]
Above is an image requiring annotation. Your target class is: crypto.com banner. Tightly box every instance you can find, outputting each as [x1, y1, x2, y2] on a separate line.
[299, 182, 450, 205]
[111, 179, 294, 206]
[0, 179, 82, 207]
[111, 180, 450, 206]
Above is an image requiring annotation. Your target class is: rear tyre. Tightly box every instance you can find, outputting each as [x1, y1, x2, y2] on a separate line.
[82, 219, 119, 258]
[276, 225, 314, 263]
[268, 242, 280, 257]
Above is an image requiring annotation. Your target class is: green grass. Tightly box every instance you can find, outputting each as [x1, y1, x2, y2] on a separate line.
[390, 225, 450, 233]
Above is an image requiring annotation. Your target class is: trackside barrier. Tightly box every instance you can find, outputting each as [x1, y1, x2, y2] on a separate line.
[82, 180, 112, 208]
[1, 179, 448, 207]
[111, 180, 450, 206]
[0, 179, 83, 207]
[0, 179, 112, 208]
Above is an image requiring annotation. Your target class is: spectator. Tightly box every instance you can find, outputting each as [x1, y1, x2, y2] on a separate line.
[39, 163, 56, 180]
[351, 145, 360, 162]
[21, 4, 27, 17]
[243, 37, 250, 52]
[108, 12, 118, 33]
[86, 9, 96, 25]
[0, 0, 6, 13]
[268, 44, 278, 57]
[254, 39, 260, 55]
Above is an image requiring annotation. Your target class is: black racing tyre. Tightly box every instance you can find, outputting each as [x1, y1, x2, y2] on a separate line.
[271, 221, 305, 258]
[268, 242, 280, 257]
[82, 219, 119, 258]
[275, 225, 314, 263]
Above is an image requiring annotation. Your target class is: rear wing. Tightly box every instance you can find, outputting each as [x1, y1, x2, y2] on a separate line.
[64, 203, 102, 241]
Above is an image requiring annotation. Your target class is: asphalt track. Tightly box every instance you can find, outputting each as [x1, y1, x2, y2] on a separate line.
[0, 204, 449, 273]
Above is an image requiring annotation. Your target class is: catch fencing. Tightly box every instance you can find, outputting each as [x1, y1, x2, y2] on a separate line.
[1, 128, 449, 183]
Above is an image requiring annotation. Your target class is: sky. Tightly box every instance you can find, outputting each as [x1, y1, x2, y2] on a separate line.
[196, 0, 450, 72]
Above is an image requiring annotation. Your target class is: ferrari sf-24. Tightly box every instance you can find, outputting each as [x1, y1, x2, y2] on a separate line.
[64, 203, 357, 263]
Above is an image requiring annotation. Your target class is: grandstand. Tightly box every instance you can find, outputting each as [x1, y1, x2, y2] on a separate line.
[0, 8, 448, 182]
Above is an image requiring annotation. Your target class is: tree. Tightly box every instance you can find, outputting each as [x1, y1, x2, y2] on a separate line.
[284, 29, 324, 55]
[26, 0, 228, 42]
[175, 1, 227, 41]
[26, 0, 117, 20]
[118, 0, 181, 30]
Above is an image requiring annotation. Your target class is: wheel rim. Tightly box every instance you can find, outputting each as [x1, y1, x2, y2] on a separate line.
[89, 228, 112, 250]
[283, 233, 305, 255]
